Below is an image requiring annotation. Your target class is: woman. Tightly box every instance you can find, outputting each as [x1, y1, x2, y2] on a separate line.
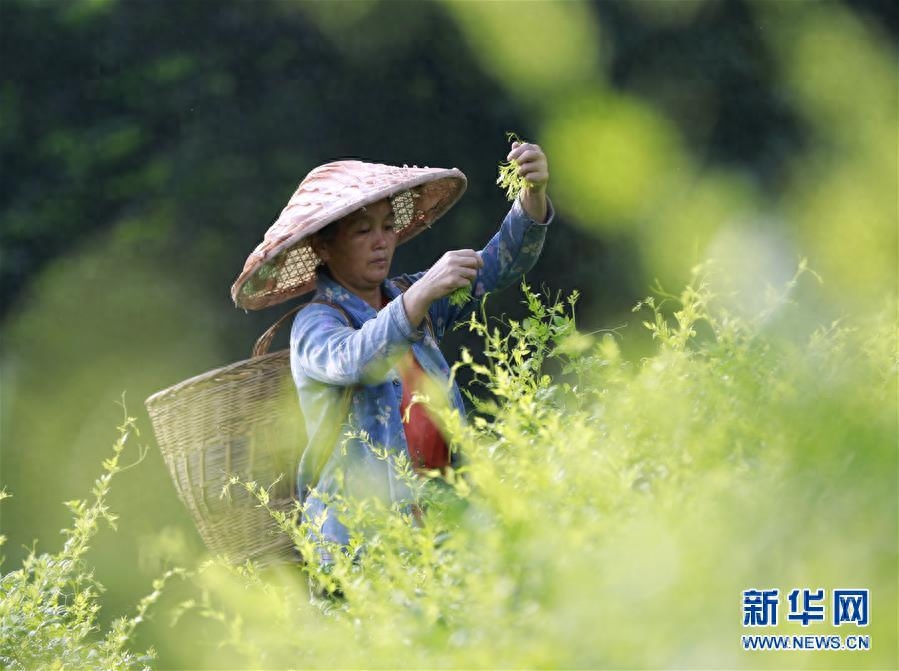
[231, 142, 552, 563]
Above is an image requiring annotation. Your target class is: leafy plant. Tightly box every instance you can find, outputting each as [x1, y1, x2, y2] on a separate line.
[0, 409, 181, 670]
[3, 269, 894, 669]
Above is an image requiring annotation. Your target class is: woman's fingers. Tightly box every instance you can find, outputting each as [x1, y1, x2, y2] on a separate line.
[519, 164, 548, 180]
[423, 250, 480, 295]
[447, 249, 483, 269]
[507, 143, 543, 162]
[516, 155, 546, 173]
[506, 143, 549, 186]
[459, 266, 478, 280]
[512, 148, 543, 164]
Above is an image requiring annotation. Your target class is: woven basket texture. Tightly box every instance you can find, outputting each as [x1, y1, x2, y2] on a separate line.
[231, 160, 466, 310]
[145, 349, 302, 566]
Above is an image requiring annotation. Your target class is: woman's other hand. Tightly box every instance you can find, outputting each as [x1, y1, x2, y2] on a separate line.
[402, 249, 484, 328]
[508, 141, 549, 223]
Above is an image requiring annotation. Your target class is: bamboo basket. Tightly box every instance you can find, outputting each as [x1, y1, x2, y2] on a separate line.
[145, 307, 307, 566]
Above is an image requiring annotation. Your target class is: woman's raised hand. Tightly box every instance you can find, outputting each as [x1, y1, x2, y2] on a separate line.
[508, 141, 549, 223]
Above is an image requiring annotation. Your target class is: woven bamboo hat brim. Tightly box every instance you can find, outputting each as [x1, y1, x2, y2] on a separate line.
[231, 160, 467, 310]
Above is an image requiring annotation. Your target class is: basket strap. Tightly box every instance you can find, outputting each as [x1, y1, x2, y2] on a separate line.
[252, 300, 353, 358]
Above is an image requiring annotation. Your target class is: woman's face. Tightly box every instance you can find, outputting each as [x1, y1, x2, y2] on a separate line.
[315, 198, 397, 296]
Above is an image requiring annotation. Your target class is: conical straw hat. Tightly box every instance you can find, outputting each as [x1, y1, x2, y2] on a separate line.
[231, 160, 467, 310]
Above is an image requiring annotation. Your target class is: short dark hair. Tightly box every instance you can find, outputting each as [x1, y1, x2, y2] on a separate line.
[312, 221, 340, 246]
[310, 220, 340, 269]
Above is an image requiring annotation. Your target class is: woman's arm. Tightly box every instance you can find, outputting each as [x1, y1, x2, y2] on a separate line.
[292, 296, 421, 386]
[396, 195, 554, 341]
[400, 141, 553, 339]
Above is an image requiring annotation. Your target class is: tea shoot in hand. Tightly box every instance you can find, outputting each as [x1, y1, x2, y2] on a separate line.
[449, 283, 472, 307]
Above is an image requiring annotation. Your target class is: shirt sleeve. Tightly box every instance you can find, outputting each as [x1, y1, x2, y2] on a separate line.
[398, 195, 554, 341]
[291, 294, 423, 386]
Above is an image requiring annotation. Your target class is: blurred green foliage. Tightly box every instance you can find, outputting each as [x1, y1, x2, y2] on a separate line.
[0, 0, 895, 667]
[3, 274, 894, 668]
[0, 413, 182, 670]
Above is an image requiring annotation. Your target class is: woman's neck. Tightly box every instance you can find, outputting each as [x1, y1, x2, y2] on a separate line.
[321, 266, 382, 310]
[361, 287, 383, 311]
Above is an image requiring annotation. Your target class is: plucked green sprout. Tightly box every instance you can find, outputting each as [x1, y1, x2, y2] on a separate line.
[496, 131, 530, 202]
[449, 283, 472, 307]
